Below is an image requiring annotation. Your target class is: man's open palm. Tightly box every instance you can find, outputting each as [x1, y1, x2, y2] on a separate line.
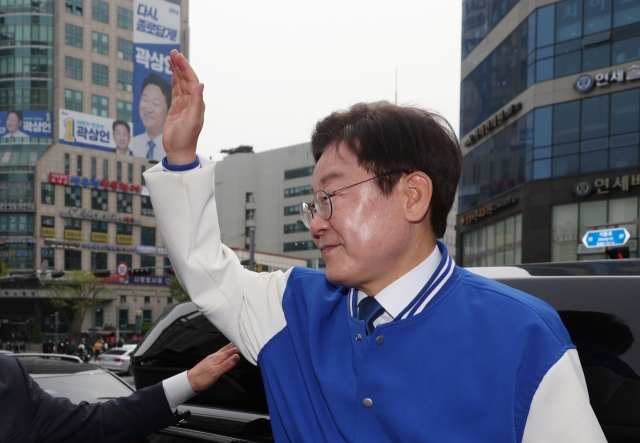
[163, 49, 204, 165]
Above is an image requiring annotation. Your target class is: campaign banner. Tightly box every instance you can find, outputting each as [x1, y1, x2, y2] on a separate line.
[0, 110, 52, 138]
[58, 109, 134, 155]
[133, 0, 180, 161]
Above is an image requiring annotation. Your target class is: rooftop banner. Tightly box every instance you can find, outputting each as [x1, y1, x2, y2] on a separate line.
[0, 110, 52, 139]
[58, 109, 134, 155]
[133, 0, 180, 161]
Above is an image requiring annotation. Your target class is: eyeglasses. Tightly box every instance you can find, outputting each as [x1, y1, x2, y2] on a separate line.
[299, 171, 401, 229]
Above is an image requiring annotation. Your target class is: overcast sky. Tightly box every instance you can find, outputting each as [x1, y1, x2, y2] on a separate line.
[188, 1, 462, 161]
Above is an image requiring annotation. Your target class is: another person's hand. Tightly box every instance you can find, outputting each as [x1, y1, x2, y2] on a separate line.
[163, 49, 204, 165]
[187, 343, 241, 393]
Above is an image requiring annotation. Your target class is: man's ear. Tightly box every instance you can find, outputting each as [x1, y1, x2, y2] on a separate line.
[402, 172, 432, 223]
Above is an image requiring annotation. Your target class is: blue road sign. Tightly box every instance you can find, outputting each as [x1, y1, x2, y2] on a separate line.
[582, 228, 630, 248]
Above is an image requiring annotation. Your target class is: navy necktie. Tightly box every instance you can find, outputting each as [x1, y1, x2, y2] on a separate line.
[358, 296, 385, 336]
[146, 140, 156, 159]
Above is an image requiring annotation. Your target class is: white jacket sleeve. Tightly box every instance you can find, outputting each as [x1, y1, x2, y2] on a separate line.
[144, 157, 290, 365]
[522, 349, 607, 442]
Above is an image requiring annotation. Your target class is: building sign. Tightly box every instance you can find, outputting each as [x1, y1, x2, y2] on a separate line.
[135, 245, 167, 255]
[0, 237, 36, 245]
[49, 173, 141, 194]
[133, 0, 180, 161]
[117, 234, 134, 245]
[44, 239, 165, 255]
[0, 110, 52, 138]
[573, 173, 640, 197]
[61, 207, 141, 225]
[128, 275, 172, 285]
[59, 109, 134, 154]
[464, 103, 522, 147]
[91, 232, 109, 243]
[0, 251, 29, 258]
[460, 198, 518, 226]
[0, 289, 41, 298]
[41, 227, 55, 238]
[574, 64, 640, 93]
[64, 230, 82, 240]
[0, 203, 34, 212]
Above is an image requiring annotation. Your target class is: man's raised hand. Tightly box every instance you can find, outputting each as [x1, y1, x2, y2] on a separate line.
[187, 343, 241, 393]
[163, 49, 204, 165]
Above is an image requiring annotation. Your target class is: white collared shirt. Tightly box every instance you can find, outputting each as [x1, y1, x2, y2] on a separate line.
[132, 131, 166, 160]
[357, 244, 441, 327]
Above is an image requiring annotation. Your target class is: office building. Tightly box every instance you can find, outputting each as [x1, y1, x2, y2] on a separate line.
[458, 0, 640, 266]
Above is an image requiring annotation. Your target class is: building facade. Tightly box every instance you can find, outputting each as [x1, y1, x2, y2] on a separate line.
[0, 0, 188, 344]
[457, 0, 640, 266]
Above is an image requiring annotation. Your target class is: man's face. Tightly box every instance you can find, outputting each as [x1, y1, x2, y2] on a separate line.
[139, 84, 168, 135]
[114, 125, 130, 152]
[309, 142, 413, 293]
[6, 113, 20, 133]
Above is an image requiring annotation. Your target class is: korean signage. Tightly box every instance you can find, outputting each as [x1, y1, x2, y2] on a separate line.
[133, 0, 180, 161]
[0, 203, 34, 212]
[117, 234, 134, 245]
[49, 172, 142, 195]
[41, 227, 55, 238]
[128, 275, 172, 285]
[573, 173, 640, 197]
[44, 239, 166, 255]
[0, 237, 36, 245]
[61, 207, 141, 226]
[0, 289, 41, 298]
[574, 65, 640, 93]
[0, 110, 52, 139]
[464, 103, 522, 147]
[135, 245, 167, 255]
[64, 230, 82, 241]
[91, 232, 109, 243]
[460, 197, 518, 226]
[59, 109, 135, 156]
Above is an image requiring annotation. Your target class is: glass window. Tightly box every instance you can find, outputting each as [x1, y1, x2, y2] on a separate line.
[581, 94, 609, 139]
[92, 31, 108, 55]
[117, 161, 122, 181]
[103, 159, 108, 180]
[553, 101, 580, 144]
[41, 183, 54, 204]
[284, 205, 298, 216]
[77, 155, 82, 176]
[90, 252, 107, 271]
[142, 309, 152, 323]
[0, 214, 34, 236]
[612, 35, 640, 64]
[65, 89, 82, 112]
[533, 159, 552, 179]
[65, 56, 82, 80]
[41, 216, 54, 228]
[65, 186, 82, 208]
[65, 23, 83, 48]
[117, 38, 133, 61]
[117, 192, 132, 213]
[117, 69, 133, 92]
[116, 253, 132, 268]
[554, 142, 580, 155]
[164, 257, 172, 276]
[551, 203, 578, 262]
[613, 0, 640, 27]
[584, 0, 612, 35]
[41, 248, 54, 270]
[91, 189, 108, 211]
[554, 51, 582, 78]
[284, 166, 314, 180]
[117, 224, 132, 236]
[66, 0, 83, 15]
[64, 249, 82, 270]
[284, 223, 309, 234]
[141, 165, 146, 186]
[283, 241, 318, 252]
[141, 196, 154, 217]
[117, 100, 133, 122]
[92, 95, 108, 117]
[610, 132, 639, 147]
[556, 0, 583, 42]
[552, 154, 580, 176]
[92, 0, 108, 23]
[610, 146, 639, 168]
[284, 185, 311, 198]
[582, 44, 611, 71]
[92, 63, 108, 86]
[610, 89, 640, 135]
[118, 309, 128, 329]
[120, 295, 126, 304]
[91, 158, 96, 179]
[95, 308, 103, 327]
[141, 226, 156, 246]
[118, 7, 133, 30]
[537, 5, 556, 47]
[536, 58, 554, 82]
[91, 221, 107, 233]
[579, 200, 608, 239]
[128, 163, 133, 184]
[141, 255, 156, 272]
[580, 149, 608, 172]
[65, 153, 70, 174]
[609, 197, 638, 239]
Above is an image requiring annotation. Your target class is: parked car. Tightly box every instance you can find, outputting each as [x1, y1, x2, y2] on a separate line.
[95, 348, 134, 375]
[131, 259, 640, 443]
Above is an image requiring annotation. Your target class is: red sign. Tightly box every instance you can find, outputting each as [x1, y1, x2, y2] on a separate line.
[49, 173, 69, 185]
[116, 262, 129, 277]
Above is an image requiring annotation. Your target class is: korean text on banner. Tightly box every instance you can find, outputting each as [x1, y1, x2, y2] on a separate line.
[59, 109, 134, 155]
[133, 0, 180, 162]
[0, 110, 52, 139]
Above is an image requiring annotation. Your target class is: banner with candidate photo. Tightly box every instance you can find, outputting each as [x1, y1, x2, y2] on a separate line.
[58, 109, 134, 155]
[0, 110, 53, 139]
[133, 0, 180, 162]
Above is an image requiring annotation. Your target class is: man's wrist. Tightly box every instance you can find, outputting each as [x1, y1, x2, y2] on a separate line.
[166, 151, 198, 166]
[162, 155, 200, 172]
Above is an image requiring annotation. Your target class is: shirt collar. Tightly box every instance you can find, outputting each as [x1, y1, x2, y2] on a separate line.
[357, 244, 442, 319]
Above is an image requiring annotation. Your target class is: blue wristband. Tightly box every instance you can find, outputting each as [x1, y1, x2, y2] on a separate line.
[162, 156, 200, 172]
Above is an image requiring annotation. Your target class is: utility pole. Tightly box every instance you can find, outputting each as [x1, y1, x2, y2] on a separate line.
[249, 227, 255, 271]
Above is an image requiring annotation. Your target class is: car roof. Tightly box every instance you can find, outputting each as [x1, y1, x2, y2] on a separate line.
[14, 356, 106, 376]
[467, 259, 640, 278]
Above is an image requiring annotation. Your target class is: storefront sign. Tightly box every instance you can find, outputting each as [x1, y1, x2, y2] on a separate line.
[61, 207, 140, 225]
[82, 242, 135, 252]
[135, 245, 167, 255]
[44, 239, 80, 249]
[460, 197, 518, 226]
[464, 103, 522, 147]
[0, 203, 34, 212]
[0, 237, 36, 245]
[128, 275, 171, 285]
[49, 173, 141, 194]
[573, 173, 640, 197]
[574, 64, 640, 93]
[0, 251, 29, 258]
[0, 289, 41, 298]
[91, 232, 109, 243]
[41, 227, 55, 238]
[64, 230, 82, 240]
[117, 234, 133, 245]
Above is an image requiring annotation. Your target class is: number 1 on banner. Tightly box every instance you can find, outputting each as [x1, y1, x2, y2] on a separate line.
[63, 118, 75, 142]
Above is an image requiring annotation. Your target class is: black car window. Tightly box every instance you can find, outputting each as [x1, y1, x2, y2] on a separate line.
[35, 372, 133, 404]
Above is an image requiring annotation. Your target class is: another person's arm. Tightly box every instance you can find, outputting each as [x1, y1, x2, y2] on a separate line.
[145, 50, 291, 364]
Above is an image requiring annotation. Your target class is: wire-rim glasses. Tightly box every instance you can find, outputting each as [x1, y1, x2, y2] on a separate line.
[298, 171, 401, 229]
